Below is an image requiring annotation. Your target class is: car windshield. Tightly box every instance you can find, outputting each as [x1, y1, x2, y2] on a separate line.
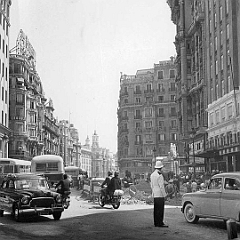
[15, 178, 49, 190]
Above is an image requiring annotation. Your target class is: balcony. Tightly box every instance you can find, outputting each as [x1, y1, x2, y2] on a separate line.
[144, 89, 154, 94]
[134, 115, 142, 120]
[134, 90, 142, 95]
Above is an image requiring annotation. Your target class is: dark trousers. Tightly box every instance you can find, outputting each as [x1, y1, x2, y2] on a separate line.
[153, 197, 165, 226]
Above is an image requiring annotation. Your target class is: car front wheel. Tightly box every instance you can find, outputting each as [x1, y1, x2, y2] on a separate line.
[183, 203, 199, 224]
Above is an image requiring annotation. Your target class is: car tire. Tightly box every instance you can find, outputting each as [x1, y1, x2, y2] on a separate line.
[183, 203, 199, 224]
[14, 205, 21, 222]
[53, 212, 62, 220]
[0, 210, 3, 217]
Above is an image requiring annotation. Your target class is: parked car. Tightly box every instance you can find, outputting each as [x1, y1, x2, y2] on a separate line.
[181, 172, 240, 224]
[0, 173, 64, 222]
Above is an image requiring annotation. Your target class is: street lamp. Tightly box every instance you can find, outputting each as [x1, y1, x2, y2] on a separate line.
[190, 128, 196, 178]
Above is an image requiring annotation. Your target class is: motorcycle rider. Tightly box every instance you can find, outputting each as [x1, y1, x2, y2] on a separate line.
[108, 171, 122, 199]
[55, 173, 71, 195]
[101, 171, 113, 199]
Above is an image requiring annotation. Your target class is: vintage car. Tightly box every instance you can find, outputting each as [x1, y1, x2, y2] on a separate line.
[181, 172, 240, 224]
[0, 173, 64, 221]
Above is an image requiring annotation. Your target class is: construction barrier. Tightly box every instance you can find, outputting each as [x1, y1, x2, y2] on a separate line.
[83, 178, 105, 201]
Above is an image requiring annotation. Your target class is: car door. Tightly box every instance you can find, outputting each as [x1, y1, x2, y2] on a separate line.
[200, 177, 222, 217]
[220, 177, 240, 220]
[0, 180, 13, 212]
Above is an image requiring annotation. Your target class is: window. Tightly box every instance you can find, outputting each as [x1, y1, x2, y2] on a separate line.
[227, 104, 233, 119]
[145, 134, 152, 141]
[135, 135, 141, 143]
[158, 71, 163, 79]
[145, 107, 152, 117]
[4, 90, 6, 103]
[136, 98, 141, 103]
[158, 121, 164, 129]
[215, 60, 218, 76]
[171, 133, 177, 141]
[226, 0, 229, 14]
[1, 86, 3, 101]
[208, 178, 222, 190]
[158, 83, 164, 92]
[220, 6, 223, 21]
[170, 95, 175, 102]
[145, 121, 152, 128]
[210, 112, 214, 126]
[146, 84, 152, 91]
[169, 69, 175, 78]
[124, 98, 128, 104]
[170, 107, 176, 116]
[226, 24, 229, 39]
[224, 178, 240, 190]
[135, 85, 141, 93]
[158, 96, 164, 103]
[227, 75, 231, 93]
[158, 134, 165, 141]
[135, 109, 140, 118]
[158, 108, 164, 116]
[16, 94, 23, 103]
[216, 110, 220, 124]
[123, 110, 128, 118]
[170, 82, 175, 91]
[171, 120, 177, 128]
[221, 107, 225, 121]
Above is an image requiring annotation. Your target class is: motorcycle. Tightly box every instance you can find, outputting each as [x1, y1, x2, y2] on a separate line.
[62, 191, 71, 209]
[98, 188, 123, 209]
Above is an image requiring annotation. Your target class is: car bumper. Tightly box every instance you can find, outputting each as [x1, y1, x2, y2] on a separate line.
[19, 207, 64, 216]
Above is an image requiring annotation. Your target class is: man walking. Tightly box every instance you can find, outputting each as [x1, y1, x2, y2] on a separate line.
[150, 160, 168, 228]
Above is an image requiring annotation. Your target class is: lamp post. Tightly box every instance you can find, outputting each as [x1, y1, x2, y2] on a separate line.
[190, 128, 196, 178]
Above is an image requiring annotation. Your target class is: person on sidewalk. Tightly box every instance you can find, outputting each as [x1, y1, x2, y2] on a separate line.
[150, 160, 168, 228]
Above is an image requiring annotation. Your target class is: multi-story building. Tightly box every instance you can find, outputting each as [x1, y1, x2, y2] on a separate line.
[167, 0, 207, 175]
[0, 0, 11, 157]
[9, 30, 46, 160]
[59, 120, 70, 166]
[168, 0, 240, 174]
[91, 130, 104, 177]
[81, 136, 92, 177]
[118, 58, 181, 179]
[69, 123, 81, 166]
[42, 99, 59, 155]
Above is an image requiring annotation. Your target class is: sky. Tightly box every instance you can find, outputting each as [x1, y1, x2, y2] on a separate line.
[9, 0, 176, 153]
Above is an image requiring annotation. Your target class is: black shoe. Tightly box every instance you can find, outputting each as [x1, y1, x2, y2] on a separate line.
[159, 224, 168, 228]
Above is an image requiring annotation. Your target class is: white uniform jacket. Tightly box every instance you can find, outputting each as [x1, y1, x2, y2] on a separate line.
[150, 170, 167, 198]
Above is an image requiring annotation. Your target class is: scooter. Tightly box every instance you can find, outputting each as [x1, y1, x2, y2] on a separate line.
[98, 188, 123, 209]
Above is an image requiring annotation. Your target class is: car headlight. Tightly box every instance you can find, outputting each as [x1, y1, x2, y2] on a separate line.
[21, 196, 30, 205]
[56, 194, 62, 203]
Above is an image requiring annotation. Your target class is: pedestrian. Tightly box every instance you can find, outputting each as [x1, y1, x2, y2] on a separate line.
[150, 161, 168, 228]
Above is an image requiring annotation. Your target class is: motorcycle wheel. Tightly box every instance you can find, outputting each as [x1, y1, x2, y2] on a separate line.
[63, 200, 70, 209]
[112, 199, 120, 209]
[98, 193, 105, 207]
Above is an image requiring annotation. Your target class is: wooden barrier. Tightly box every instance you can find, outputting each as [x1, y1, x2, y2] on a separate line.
[83, 178, 104, 202]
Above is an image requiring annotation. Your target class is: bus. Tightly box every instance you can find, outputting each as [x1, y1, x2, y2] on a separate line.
[64, 166, 88, 188]
[0, 158, 31, 184]
[31, 155, 65, 187]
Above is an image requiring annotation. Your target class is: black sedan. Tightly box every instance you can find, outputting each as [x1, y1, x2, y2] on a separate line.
[0, 173, 64, 221]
